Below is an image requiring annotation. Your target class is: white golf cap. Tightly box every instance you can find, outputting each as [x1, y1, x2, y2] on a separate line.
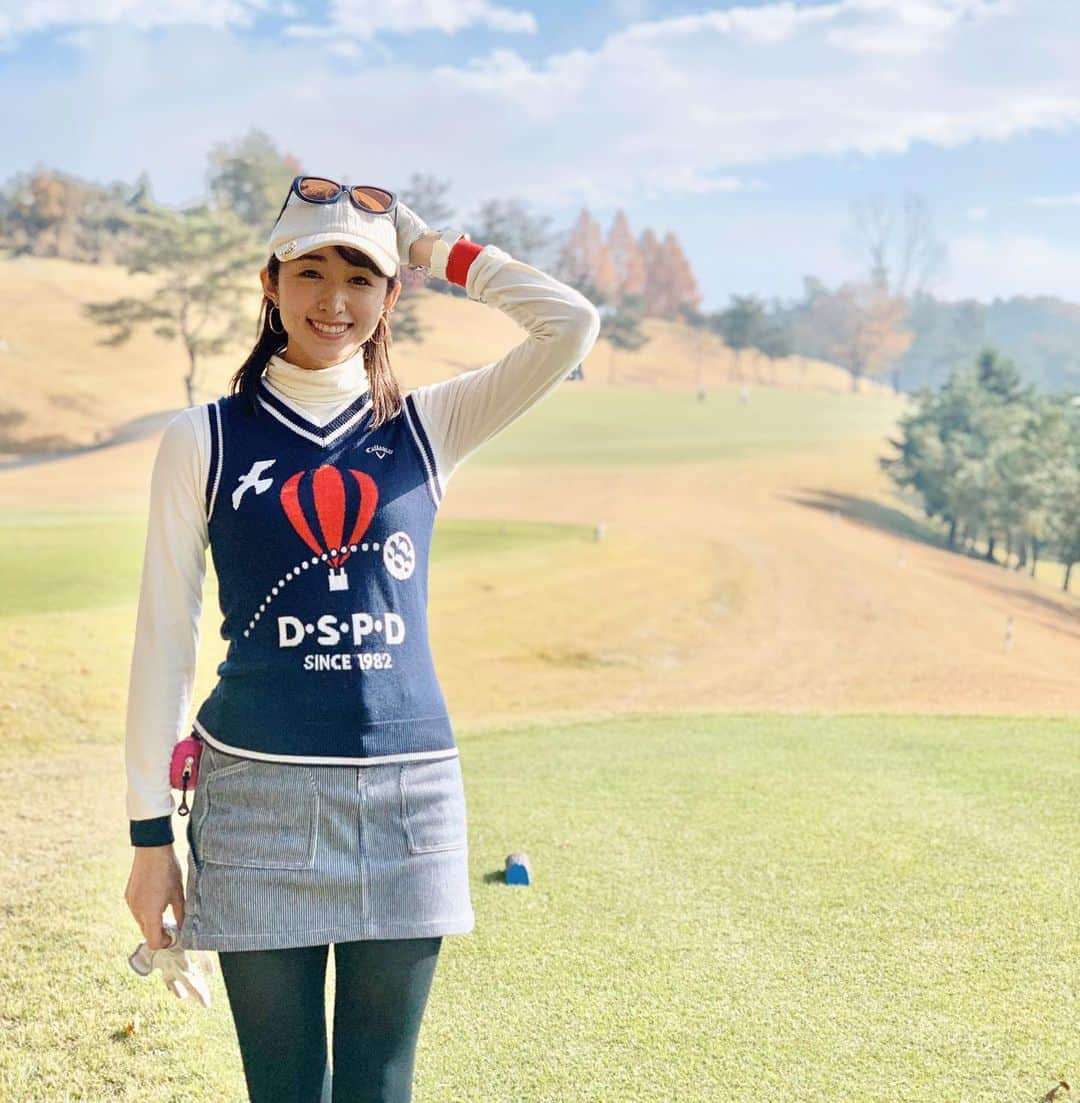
[268, 190, 399, 277]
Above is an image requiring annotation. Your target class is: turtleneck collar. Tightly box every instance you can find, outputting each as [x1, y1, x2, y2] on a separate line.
[264, 348, 370, 404]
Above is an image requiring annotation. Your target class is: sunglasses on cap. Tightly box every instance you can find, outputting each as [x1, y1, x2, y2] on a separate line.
[272, 176, 398, 226]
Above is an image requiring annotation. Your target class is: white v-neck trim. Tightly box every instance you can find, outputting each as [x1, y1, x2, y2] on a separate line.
[255, 378, 374, 448]
[261, 377, 360, 426]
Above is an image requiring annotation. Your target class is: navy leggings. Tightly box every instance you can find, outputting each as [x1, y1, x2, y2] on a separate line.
[217, 937, 443, 1103]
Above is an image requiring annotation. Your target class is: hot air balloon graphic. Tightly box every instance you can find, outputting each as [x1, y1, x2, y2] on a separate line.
[280, 464, 378, 591]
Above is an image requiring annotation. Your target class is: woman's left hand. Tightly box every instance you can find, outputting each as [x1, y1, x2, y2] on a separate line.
[394, 200, 439, 269]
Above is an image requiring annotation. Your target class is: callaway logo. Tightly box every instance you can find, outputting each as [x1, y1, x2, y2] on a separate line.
[233, 459, 276, 510]
[366, 445, 394, 460]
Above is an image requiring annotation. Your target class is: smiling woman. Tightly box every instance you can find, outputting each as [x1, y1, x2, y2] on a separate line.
[230, 241, 406, 430]
[268, 247, 399, 367]
[122, 175, 601, 1103]
[221, 176, 444, 430]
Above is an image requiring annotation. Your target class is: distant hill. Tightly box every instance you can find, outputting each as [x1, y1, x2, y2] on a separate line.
[0, 254, 888, 458]
[898, 293, 1080, 394]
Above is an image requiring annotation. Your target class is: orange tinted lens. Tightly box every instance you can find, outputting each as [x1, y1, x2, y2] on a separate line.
[350, 186, 393, 212]
[298, 177, 340, 200]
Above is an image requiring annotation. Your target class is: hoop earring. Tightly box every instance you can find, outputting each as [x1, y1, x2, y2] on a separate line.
[364, 312, 388, 349]
[268, 304, 285, 334]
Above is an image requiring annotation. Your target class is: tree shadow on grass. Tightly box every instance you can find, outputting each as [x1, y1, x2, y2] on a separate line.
[782, 486, 1079, 636]
[0, 409, 179, 471]
[783, 487, 950, 552]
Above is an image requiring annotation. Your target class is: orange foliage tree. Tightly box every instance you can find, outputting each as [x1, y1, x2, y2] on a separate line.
[557, 207, 702, 322]
[556, 209, 617, 301]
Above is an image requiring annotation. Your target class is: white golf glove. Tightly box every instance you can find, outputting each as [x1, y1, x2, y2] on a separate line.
[128, 922, 214, 1008]
[394, 199, 439, 271]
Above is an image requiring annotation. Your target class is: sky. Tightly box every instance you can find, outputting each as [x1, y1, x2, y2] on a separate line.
[2, 0, 1080, 312]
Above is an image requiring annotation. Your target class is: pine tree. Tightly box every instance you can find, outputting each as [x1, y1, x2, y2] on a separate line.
[83, 202, 265, 406]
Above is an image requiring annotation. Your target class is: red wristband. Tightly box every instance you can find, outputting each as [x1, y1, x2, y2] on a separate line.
[446, 239, 484, 287]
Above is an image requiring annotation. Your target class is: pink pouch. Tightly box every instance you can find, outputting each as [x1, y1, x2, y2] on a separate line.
[169, 731, 204, 817]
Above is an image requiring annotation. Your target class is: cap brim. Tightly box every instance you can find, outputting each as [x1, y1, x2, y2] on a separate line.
[273, 232, 398, 277]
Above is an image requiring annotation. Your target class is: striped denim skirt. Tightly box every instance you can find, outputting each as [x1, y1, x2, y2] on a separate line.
[177, 740, 475, 952]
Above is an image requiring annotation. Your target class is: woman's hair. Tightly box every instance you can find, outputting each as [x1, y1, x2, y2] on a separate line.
[229, 244, 403, 429]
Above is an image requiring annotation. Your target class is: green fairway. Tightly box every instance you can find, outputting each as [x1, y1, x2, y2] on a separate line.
[2, 424, 1076, 1100]
[2, 711, 1078, 1101]
[463, 385, 907, 467]
[0, 512, 148, 618]
[0, 514, 606, 758]
[0, 512, 596, 619]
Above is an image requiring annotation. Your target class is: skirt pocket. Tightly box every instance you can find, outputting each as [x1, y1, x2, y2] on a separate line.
[195, 754, 319, 870]
[399, 756, 468, 855]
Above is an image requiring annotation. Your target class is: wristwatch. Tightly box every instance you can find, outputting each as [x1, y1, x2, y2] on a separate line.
[428, 229, 471, 282]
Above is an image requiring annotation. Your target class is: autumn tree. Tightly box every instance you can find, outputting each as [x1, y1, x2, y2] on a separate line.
[0, 168, 144, 263]
[660, 232, 703, 318]
[803, 282, 912, 392]
[555, 209, 616, 300]
[636, 228, 701, 320]
[850, 192, 944, 391]
[607, 210, 645, 301]
[636, 229, 664, 315]
[555, 209, 701, 324]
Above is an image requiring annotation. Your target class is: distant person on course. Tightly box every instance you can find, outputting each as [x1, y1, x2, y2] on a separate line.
[123, 175, 600, 1103]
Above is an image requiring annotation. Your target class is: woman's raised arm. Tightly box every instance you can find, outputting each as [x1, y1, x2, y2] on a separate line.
[408, 239, 601, 483]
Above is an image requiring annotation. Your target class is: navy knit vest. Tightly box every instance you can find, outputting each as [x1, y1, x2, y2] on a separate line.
[191, 377, 455, 762]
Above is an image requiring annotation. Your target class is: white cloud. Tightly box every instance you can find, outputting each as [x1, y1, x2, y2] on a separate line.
[0, 0, 536, 46]
[7, 1, 1080, 302]
[424, 0, 1080, 176]
[617, 0, 1002, 54]
[941, 232, 1080, 300]
[317, 0, 537, 38]
[621, 3, 833, 47]
[663, 169, 744, 196]
[966, 206, 989, 222]
[6, 0, 1080, 172]
[0, 0, 273, 40]
[1029, 194, 1080, 206]
[823, 0, 1001, 57]
[608, 0, 655, 23]
[694, 205, 856, 302]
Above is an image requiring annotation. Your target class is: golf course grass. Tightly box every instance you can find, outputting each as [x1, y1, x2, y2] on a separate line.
[2, 707, 1078, 1101]
[450, 384, 906, 468]
[2, 377, 1077, 1100]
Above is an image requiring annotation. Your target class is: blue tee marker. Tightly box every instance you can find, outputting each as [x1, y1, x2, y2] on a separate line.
[504, 852, 532, 885]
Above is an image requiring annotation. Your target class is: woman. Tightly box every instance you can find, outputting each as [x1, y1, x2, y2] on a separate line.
[123, 176, 600, 1102]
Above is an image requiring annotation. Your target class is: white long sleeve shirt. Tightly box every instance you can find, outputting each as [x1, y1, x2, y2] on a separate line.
[124, 242, 600, 842]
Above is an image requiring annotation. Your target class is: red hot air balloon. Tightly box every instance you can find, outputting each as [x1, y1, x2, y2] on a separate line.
[280, 465, 378, 590]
